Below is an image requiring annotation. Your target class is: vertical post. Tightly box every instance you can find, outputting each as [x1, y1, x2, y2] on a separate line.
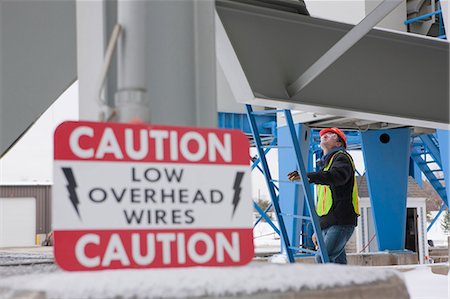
[361, 128, 411, 251]
[278, 123, 310, 250]
[76, 0, 108, 121]
[245, 105, 294, 263]
[144, 0, 217, 127]
[116, 0, 150, 122]
[283, 111, 328, 263]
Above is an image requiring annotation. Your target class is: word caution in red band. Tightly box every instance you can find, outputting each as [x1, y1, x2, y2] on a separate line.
[55, 121, 249, 165]
[54, 229, 254, 271]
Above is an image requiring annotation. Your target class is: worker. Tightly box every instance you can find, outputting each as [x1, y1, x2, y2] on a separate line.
[287, 127, 359, 264]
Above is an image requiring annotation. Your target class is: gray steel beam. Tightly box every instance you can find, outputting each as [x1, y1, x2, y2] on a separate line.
[0, 1, 77, 157]
[216, 0, 450, 130]
[287, 0, 403, 96]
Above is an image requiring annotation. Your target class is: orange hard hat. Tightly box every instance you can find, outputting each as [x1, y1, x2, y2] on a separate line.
[320, 127, 347, 148]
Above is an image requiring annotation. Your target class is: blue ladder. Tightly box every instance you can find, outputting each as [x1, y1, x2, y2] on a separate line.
[246, 105, 329, 263]
[411, 134, 448, 231]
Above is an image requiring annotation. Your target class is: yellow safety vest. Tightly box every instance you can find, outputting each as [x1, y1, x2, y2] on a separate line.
[316, 151, 360, 216]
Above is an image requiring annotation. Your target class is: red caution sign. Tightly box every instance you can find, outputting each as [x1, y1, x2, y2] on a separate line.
[53, 121, 253, 271]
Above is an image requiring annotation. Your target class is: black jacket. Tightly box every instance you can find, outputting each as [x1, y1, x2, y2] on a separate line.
[307, 151, 358, 229]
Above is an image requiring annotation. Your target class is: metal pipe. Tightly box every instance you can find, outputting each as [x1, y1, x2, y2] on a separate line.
[116, 0, 150, 122]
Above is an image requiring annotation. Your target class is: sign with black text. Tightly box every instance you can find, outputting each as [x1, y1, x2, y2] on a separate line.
[53, 121, 253, 271]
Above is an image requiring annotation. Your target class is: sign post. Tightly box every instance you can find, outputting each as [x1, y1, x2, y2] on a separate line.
[53, 121, 253, 271]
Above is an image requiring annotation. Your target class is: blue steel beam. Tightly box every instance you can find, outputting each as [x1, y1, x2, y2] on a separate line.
[361, 128, 411, 251]
[409, 158, 423, 188]
[253, 203, 274, 228]
[253, 201, 280, 235]
[282, 113, 329, 263]
[218, 112, 275, 136]
[278, 124, 308, 252]
[404, 9, 442, 25]
[427, 204, 447, 232]
[245, 105, 295, 263]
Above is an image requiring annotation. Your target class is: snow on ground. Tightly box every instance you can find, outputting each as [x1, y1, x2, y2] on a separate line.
[402, 266, 449, 299]
[0, 223, 448, 298]
[0, 263, 401, 299]
[427, 211, 450, 247]
[253, 220, 280, 254]
[0, 245, 448, 298]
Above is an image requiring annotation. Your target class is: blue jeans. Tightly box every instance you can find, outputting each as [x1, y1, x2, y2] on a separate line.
[315, 225, 355, 264]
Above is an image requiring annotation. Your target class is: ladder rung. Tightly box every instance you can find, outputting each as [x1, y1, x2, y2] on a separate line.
[424, 170, 442, 174]
[270, 179, 304, 185]
[251, 109, 285, 115]
[247, 105, 328, 264]
[288, 246, 317, 255]
[280, 213, 312, 221]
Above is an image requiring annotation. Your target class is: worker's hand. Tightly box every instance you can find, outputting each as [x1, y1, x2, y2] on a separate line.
[312, 233, 318, 248]
[287, 170, 300, 181]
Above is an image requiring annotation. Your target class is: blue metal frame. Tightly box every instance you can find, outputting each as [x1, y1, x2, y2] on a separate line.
[277, 124, 309, 251]
[246, 105, 329, 263]
[218, 112, 275, 136]
[253, 201, 280, 234]
[361, 128, 411, 251]
[437, 130, 450, 207]
[278, 124, 308, 253]
[245, 105, 295, 262]
[411, 135, 448, 209]
[409, 157, 423, 188]
[404, 9, 442, 25]
[427, 203, 447, 232]
[283, 111, 329, 263]
[219, 111, 449, 254]
[404, 2, 446, 40]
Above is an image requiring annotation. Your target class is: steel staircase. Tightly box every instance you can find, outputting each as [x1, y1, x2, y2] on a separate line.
[246, 104, 329, 263]
[411, 133, 448, 230]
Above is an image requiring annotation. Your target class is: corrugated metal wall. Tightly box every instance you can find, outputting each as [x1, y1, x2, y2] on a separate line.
[0, 185, 52, 234]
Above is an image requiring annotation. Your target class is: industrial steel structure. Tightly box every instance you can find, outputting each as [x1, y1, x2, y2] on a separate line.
[0, 0, 449, 263]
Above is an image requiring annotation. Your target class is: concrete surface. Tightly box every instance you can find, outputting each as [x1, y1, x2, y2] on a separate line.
[227, 275, 409, 299]
[0, 246, 412, 299]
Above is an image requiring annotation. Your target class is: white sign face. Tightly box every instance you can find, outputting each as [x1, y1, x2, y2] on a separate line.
[53, 121, 253, 271]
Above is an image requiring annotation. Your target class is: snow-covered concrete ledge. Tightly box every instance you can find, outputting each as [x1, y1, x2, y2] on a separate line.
[0, 263, 408, 299]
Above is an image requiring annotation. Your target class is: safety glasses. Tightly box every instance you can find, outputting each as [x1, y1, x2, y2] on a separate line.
[320, 132, 338, 140]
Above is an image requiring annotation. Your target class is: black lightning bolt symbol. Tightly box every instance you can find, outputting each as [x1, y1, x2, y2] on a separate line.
[232, 172, 245, 217]
[62, 167, 81, 219]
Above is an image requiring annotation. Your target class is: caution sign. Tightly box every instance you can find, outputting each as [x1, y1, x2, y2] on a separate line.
[53, 121, 253, 271]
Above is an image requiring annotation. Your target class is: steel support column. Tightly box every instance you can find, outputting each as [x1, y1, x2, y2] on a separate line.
[361, 128, 411, 251]
[278, 123, 311, 250]
[437, 129, 450, 206]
